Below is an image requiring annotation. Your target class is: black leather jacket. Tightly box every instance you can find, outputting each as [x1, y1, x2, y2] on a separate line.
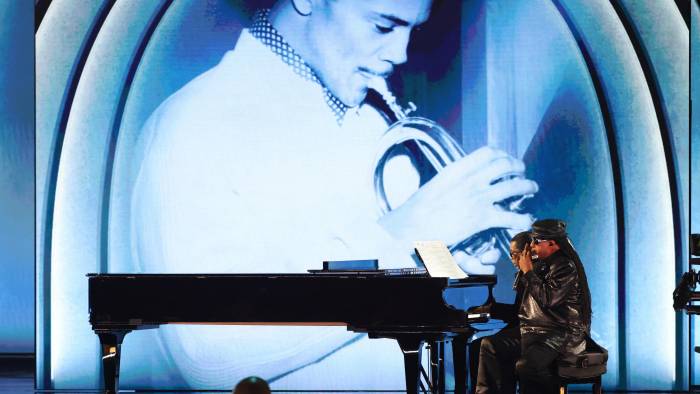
[488, 273, 525, 329]
[518, 250, 590, 341]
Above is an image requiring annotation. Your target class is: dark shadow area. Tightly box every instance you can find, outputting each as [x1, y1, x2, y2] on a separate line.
[0, 353, 33, 377]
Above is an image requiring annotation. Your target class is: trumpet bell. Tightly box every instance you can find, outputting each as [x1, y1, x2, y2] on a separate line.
[373, 117, 462, 213]
[373, 116, 513, 259]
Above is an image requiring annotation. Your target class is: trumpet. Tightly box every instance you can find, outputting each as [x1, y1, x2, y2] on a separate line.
[369, 77, 530, 261]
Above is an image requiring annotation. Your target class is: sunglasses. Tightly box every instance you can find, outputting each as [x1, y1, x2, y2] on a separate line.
[532, 238, 548, 245]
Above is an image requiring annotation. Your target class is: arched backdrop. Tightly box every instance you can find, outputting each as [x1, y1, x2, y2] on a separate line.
[33, 0, 690, 391]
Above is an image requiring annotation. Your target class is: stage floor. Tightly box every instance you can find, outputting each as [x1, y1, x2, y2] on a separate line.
[2, 377, 692, 393]
[0, 358, 690, 394]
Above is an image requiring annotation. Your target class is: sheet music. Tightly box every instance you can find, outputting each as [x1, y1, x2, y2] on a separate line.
[414, 240, 467, 279]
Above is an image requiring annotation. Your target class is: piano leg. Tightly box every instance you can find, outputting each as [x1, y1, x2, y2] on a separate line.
[397, 337, 424, 394]
[96, 330, 129, 394]
[429, 341, 445, 393]
[452, 333, 470, 394]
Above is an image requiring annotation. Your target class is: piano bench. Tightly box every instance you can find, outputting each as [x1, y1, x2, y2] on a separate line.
[557, 337, 607, 394]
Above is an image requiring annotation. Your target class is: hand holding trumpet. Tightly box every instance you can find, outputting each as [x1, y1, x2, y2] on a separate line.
[370, 76, 538, 274]
[378, 146, 538, 274]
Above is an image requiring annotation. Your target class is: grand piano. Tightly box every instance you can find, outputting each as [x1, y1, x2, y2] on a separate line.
[88, 272, 496, 393]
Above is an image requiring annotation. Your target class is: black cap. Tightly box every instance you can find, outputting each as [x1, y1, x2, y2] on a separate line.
[531, 219, 567, 240]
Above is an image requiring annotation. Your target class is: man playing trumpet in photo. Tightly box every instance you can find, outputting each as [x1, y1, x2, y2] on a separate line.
[131, 0, 538, 386]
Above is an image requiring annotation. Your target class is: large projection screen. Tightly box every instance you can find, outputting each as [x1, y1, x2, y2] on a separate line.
[36, 0, 689, 391]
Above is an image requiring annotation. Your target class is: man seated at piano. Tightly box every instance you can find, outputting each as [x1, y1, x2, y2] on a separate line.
[471, 220, 592, 394]
[130, 0, 537, 388]
[470, 231, 530, 393]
